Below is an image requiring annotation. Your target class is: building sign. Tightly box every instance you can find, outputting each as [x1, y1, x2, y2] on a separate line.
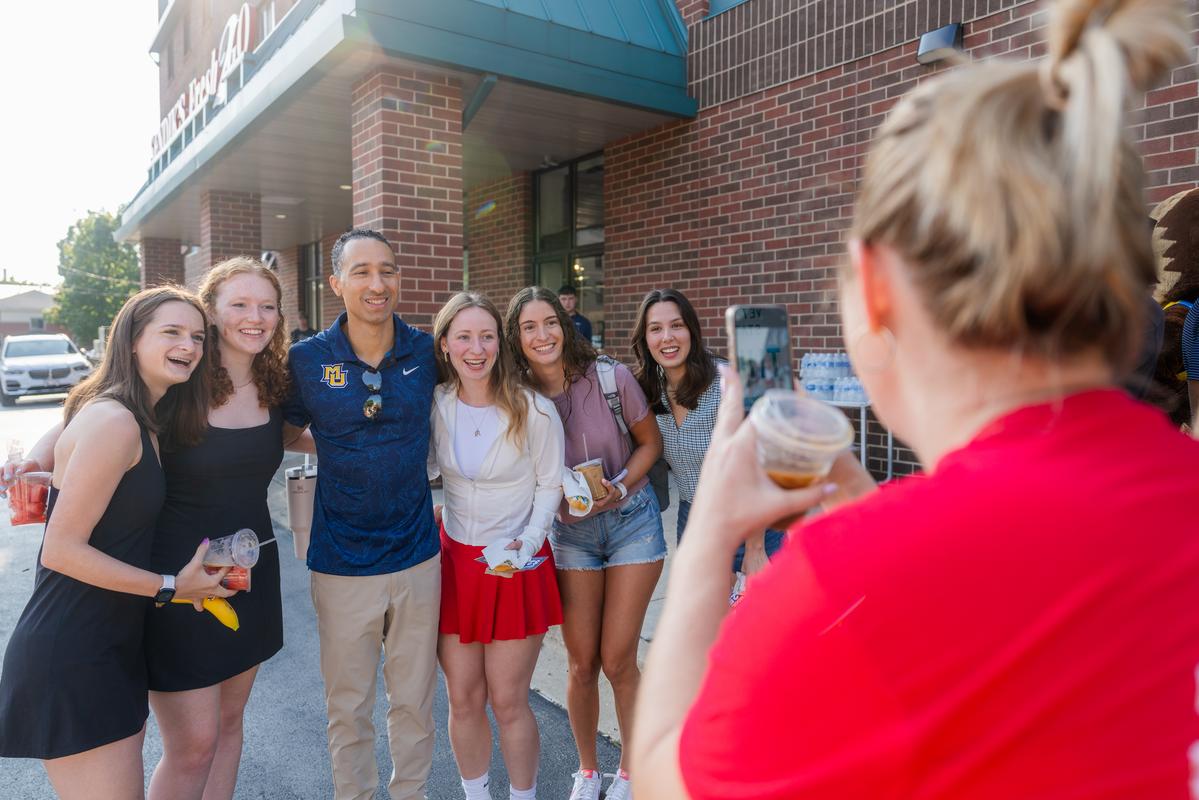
[150, 3, 253, 163]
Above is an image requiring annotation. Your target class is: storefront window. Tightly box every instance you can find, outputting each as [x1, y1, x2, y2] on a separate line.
[534, 152, 605, 348]
[537, 166, 571, 253]
[301, 242, 323, 329]
[575, 155, 604, 246]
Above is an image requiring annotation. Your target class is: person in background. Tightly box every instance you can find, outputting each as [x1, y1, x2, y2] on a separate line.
[629, 288, 783, 578]
[633, 1, 1199, 797]
[282, 228, 440, 800]
[0, 287, 232, 799]
[1147, 187, 1199, 427]
[506, 286, 663, 800]
[557, 285, 592, 343]
[290, 314, 319, 344]
[430, 291, 565, 800]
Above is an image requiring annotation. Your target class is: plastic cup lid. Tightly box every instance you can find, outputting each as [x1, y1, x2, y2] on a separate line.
[750, 390, 853, 451]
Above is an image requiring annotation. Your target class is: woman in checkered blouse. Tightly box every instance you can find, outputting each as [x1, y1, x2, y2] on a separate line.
[630, 288, 784, 578]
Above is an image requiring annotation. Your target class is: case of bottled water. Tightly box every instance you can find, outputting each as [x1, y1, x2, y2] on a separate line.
[800, 351, 868, 404]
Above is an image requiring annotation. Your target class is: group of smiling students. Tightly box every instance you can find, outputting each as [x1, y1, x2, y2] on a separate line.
[0, 222, 754, 800]
[6, 1, 1199, 799]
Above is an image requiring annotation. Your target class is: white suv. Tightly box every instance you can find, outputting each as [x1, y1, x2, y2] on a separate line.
[1, 334, 93, 406]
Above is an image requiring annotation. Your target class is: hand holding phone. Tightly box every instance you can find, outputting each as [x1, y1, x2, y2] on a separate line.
[724, 305, 794, 413]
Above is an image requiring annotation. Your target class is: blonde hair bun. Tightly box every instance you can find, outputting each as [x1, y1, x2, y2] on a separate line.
[851, 0, 1193, 371]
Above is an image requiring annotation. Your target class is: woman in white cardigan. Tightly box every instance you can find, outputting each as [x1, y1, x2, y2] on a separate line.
[430, 291, 565, 800]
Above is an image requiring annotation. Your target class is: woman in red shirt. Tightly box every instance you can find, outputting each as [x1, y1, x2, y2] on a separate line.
[632, 1, 1199, 798]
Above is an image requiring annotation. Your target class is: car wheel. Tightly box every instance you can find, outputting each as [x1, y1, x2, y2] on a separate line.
[0, 393, 15, 407]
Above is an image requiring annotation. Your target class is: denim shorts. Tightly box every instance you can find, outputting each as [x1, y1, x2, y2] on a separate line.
[676, 498, 786, 573]
[550, 485, 667, 571]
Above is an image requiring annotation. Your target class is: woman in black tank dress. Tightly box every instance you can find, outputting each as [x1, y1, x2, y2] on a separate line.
[146, 408, 284, 690]
[0, 288, 231, 800]
[144, 258, 292, 800]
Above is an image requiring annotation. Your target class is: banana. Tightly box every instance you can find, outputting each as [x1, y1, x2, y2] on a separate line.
[171, 597, 240, 631]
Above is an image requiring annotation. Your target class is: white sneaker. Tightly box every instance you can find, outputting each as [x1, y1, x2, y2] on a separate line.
[567, 769, 602, 800]
[604, 770, 633, 800]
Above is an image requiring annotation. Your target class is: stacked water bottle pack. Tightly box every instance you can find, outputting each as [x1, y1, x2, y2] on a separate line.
[800, 352, 869, 405]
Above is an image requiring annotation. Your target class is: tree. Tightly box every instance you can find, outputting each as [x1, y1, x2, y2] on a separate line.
[45, 210, 140, 345]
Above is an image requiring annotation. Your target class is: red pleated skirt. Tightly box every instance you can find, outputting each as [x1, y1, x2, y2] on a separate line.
[439, 525, 564, 644]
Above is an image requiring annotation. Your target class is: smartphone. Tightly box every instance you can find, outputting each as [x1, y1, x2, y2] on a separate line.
[725, 305, 794, 412]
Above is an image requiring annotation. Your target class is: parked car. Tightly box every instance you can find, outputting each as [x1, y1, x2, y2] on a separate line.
[0, 333, 93, 406]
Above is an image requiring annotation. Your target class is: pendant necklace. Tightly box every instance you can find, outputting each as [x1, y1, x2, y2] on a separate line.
[460, 401, 491, 437]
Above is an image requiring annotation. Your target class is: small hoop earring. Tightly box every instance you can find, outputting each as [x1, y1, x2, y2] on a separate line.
[851, 326, 897, 373]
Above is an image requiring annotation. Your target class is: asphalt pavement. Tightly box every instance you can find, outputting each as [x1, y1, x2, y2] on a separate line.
[0, 396, 621, 799]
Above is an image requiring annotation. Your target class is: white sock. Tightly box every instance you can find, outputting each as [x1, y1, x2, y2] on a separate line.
[462, 773, 491, 800]
[509, 783, 537, 800]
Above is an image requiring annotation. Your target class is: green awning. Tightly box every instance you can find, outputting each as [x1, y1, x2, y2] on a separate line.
[349, 0, 696, 117]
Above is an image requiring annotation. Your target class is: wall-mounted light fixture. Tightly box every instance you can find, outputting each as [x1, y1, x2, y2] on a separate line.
[916, 22, 964, 65]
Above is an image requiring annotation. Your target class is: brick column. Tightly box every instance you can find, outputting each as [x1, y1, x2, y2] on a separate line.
[138, 237, 184, 288]
[464, 173, 532, 311]
[193, 189, 262, 286]
[351, 67, 464, 331]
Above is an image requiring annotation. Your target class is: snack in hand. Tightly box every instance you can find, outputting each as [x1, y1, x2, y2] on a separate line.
[172, 596, 241, 631]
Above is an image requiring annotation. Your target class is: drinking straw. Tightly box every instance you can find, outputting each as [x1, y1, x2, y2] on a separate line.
[583, 434, 589, 462]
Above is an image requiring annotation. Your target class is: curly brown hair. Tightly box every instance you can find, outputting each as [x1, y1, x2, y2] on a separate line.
[504, 286, 597, 387]
[198, 257, 290, 409]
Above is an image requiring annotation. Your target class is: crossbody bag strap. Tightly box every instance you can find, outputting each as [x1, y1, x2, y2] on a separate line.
[595, 357, 631, 438]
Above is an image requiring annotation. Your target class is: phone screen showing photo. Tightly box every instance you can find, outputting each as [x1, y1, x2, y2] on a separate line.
[731, 306, 793, 412]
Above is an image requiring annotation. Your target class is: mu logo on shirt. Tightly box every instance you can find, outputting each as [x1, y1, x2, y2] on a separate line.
[321, 364, 347, 388]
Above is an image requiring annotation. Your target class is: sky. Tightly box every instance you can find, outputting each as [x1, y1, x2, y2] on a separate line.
[0, 4, 160, 286]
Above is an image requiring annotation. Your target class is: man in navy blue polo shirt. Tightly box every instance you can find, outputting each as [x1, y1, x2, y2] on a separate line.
[283, 228, 439, 800]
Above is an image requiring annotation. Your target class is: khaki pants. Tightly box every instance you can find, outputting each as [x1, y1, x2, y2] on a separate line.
[310, 555, 441, 800]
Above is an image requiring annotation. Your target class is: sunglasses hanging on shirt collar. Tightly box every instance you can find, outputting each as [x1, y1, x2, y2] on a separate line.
[362, 369, 383, 420]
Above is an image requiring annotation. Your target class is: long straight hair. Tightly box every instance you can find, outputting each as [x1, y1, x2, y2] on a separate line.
[631, 288, 718, 414]
[434, 291, 532, 447]
[64, 286, 211, 447]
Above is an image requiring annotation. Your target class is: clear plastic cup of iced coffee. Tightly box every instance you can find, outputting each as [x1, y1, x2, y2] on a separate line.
[748, 390, 852, 489]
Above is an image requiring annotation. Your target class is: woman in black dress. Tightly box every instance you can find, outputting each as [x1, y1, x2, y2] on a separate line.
[144, 257, 290, 800]
[0, 287, 233, 799]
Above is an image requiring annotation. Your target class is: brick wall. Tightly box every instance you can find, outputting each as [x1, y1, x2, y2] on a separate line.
[193, 189, 262, 286]
[599, 0, 1199, 476]
[0, 323, 67, 340]
[464, 174, 533, 311]
[138, 237, 184, 287]
[677, 0, 710, 26]
[351, 67, 465, 332]
[689, 0, 1034, 109]
[158, 0, 303, 117]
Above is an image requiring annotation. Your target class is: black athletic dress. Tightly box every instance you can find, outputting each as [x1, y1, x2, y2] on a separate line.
[0, 423, 164, 759]
[143, 408, 284, 691]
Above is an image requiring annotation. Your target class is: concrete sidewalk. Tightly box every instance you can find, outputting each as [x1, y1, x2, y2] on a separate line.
[271, 455, 679, 744]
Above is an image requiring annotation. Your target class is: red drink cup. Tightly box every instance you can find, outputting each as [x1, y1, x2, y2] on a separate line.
[221, 566, 251, 592]
[9, 472, 51, 526]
